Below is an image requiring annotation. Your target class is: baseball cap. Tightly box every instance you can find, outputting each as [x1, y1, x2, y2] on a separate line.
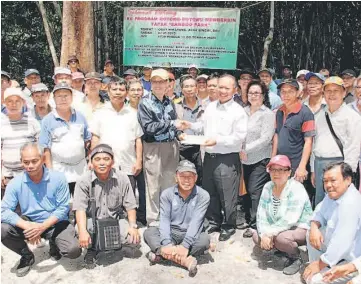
[323, 76, 345, 90]
[104, 59, 113, 66]
[305, 72, 325, 82]
[84, 72, 102, 81]
[72, 72, 85, 80]
[90, 143, 114, 160]
[282, 65, 292, 69]
[196, 74, 209, 81]
[1, 70, 11, 79]
[4, 87, 25, 100]
[24, 69, 40, 77]
[340, 69, 356, 77]
[53, 82, 72, 93]
[257, 68, 273, 76]
[123, 69, 137, 76]
[176, 160, 197, 174]
[31, 83, 49, 94]
[266, 155, 291, 172]
[143, 64, 153, 70]
[188, 64, 199, 71]
[277, 79, 300, 90]
[235, 68, 258, 79]
[151, 68, 169, 80]
[53, 67, 71, 79]
[296, 69, 309, 78]
[68, 55, 79, 63]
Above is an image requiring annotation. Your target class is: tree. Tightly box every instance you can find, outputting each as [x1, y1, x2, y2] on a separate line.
[261, 1, 274, 69]
[60, 1, 95, 72]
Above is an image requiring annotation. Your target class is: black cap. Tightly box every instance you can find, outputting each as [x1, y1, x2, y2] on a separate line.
[340, 69, 356, 77]
[277, 79, 299, 90]
[235, 68, 258, 79]
[282, 64, 292, 69]
[90, 144, 114, 160]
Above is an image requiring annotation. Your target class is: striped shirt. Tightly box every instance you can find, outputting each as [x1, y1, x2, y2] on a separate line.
[1, 113, 41, 175]
[272, 194, 281, 216]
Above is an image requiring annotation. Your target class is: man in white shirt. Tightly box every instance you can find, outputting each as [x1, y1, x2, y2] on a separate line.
[311, 76, 361, 206]
[182, 74, 248, 241]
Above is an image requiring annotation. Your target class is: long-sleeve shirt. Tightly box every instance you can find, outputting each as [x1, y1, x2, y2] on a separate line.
[311, 103, 361, 172]
[243, 105, 275, 165]
[312, 184, 361, 267]
[159, 185, 210, 249]
[1, 167, 70, 226]
[138, 93, 182, 143]
[190, 99, 248, 154]
[256, 178, 313, 238]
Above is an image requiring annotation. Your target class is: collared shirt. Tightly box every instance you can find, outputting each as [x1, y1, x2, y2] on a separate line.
[344, 92, 356, 104]
[269, 91, 283, 110]
[191, 99, 248, 154]
[303, 96, 327, 117]
[199, 96, 211, 109]
[1, 112, 41, 176]
[311, 103, 361, 172]
[349, 100, 361, 115]
[1, 167, 70, 226]
[257, 178, 313, 238]
[243, 105, 275, 165]
[233, 93, 248, 107]
[29, 104, 52, 122]
[141, 76, 151, 92]
[138, 93, 181, 143]
[49, 89, 86, 109]
[275, 102, 315, 169]
[72, 169, 137, 220]
[159, 185, 210, 249]
[73, 95, 105, 124]
[312, 184, 361, 266]
[39, 108, 91, 183]
[175, 98, 204, 135]
[90, 103, 143, 175]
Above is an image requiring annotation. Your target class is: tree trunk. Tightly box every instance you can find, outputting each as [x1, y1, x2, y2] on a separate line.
[37, 1, 59, 67]
[60, 1, 95, 73]
[261, 1, 274, 69]
[97, 2, 102, 71]
[52, 1, 62, 18]
[116, 11, 121, 74]
[101, 2, 109, 60]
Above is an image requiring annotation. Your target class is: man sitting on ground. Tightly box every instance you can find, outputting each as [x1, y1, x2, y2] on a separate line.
[143, 160, 210, 277]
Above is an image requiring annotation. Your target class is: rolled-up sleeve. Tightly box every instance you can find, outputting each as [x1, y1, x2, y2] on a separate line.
[73, 179, 90, 212]
[159, 190, 173, 246]
[121, 177, 137, 212]
[50, 174, 70, 221]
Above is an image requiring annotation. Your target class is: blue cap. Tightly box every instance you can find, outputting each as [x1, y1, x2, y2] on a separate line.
[24, 69, 40, 77]
[305, 72, 325, 82]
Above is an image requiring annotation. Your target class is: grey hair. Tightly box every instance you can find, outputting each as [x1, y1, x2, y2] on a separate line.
[219, 74, 238, 88]
[126, 78, 143, 91]
[20, 142, 44, 158]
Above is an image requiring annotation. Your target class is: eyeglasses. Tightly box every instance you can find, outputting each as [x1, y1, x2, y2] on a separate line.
[269, 168, 290, 173]
[248, 92, 263, 97]
[69, 60, 78, 64]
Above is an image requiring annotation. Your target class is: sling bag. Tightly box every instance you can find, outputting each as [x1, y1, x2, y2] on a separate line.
[325, 112, 344, 159]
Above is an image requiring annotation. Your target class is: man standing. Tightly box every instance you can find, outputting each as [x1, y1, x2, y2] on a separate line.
[144, 160, 210, 276]
[29, 83, 52, 122]
[275, 65, 293, 85]
[73, 144, 140, 268]
[206, 73, 220, 106]
[296, 69, 310, 100]
[141, 64, 152, 93]
[100, 59, 117, 98]
[340, 69, 357, 104]
[303, 73, 326, 116]
[1, 143, 81, 277]
[319, 68, 330, 79]
[67, 55, 83, 74]
[124, 69, 138, 81]
[272, 79, 315, 184]
[127, 78, 144, 110]
[188, 65, 199, 78]
[311, 76, 361, 206]
[303, 162, 361, 284]
[71, 72, 85, 93]
[1, 70, 12, 113]
[90, 77, 145, 225]
[165, 72, 181, 103]
[235, 68, 258, 107]
[196, 74, 209, 106]
[23, 69, 41, 107]
[39, 82, 91, 196]
[258, 68, 283, 110]
[138, 68, 185, 226]
[183, 74, 248, 241]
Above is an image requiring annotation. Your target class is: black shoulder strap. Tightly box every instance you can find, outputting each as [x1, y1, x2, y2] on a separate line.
[325, 112, 344, 159]
[89, 178, 97, 242]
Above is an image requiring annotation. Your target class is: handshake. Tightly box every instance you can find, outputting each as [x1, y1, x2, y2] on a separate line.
[174, 119, 191, 131]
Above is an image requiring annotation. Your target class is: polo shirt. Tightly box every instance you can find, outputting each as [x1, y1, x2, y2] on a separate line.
[73, 95, 105, 124]
[344, 92, 355, 104]
[29, 104, 52, 122]
[303, 97, 327, 117]
[275, 102, 315, 170]
[90, 103, 143, 175]
[141, 76, 151, 92]
[174, 99, 204, 135]
[39, 108, 91, 183]
[72, 169, 137, 220]
[49, 89, 86, 109]
[1, 167, 70, 226]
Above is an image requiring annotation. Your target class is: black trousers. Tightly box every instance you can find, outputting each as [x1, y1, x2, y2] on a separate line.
[68, 182, 76, 197]
[180, 144, 202, 186]
[243, 158, 270, 229]
[128, 171, 146, 223]
[202, 152, 241, 230]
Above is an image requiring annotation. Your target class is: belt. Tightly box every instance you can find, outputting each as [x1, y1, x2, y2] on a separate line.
[205, 152, 237, 158]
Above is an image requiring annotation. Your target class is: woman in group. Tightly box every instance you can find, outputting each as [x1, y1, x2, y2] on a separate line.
[252, 155, 313, 276]
[240, 80, 275, 238]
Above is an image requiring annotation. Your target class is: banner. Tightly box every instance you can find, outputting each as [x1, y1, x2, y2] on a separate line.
[123, 7, 240, 69]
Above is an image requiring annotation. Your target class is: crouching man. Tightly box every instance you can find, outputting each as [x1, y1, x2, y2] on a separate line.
[143, 160, 210, 276]
[1, 143, 81, 277]
[73, 144, 140, 268]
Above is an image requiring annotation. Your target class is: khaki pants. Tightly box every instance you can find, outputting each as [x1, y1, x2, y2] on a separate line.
[143, 141, 179, 225]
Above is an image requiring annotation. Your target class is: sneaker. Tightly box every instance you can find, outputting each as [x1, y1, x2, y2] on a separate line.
[16, 249, 35, 277]
[243, 228, 254, 238]
[49, 240, 62, 261]
[219, 228, 236, 241]
[146, 251, 162, 265]
[84, 249, 97, 269]
[283, 258, 302, 275]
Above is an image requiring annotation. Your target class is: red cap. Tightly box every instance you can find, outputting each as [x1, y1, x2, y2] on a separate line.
[266, 155, 291, 172]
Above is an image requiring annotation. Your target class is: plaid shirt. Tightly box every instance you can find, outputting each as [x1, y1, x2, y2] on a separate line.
[256, 178, 313, 238]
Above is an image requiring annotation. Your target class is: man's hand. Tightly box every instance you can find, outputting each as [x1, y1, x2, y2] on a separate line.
[132, 161, 142, 176]
[309, 226, 324, 250]
[322, 263, 357, 283]
[294, 166, 308, 183]
[28, 236, 42, 245]
[303, 261, 322, 282]
[260, 236, 274, 251]
[127, 228, 140, 244]
[178, 133, 187, 141]
[311, 172, 316, 187]
[240, 151, 247, 162]
[203, 139, 217, 147]
[161, 245, 176, 260]
[176, 120, 191, 130]
[78, 229, 92, 248]
[175, 245, 189, 263]
[24, 222, 46, 241]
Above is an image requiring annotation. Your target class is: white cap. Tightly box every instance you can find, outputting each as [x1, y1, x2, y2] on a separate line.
[4, 87, 25, 100]
[296, 69, 309, 78]
[53, 67, 71, 79]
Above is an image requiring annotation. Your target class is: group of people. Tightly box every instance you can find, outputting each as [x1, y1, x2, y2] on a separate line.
[1, 56, 361, 283]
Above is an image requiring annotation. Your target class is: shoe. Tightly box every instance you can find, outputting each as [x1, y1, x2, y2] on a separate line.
[219, 228, 236, 241]
[49, 240, 62, 261]
[274, 250, 287, 258]
[237, 222, 249, 230]
[283, 258, 302, 275]
[16, 248, 35, 277]
[84, 249, 97, 269]
[146, 251, 162, 265]
[121, 244, 142, 258]
[243, 228, 254, 238]
[206, 226, 221, 234]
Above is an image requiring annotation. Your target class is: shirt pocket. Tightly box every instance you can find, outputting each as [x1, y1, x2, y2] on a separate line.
[107, 190, 121, 210]
[283, 120, 303, 142]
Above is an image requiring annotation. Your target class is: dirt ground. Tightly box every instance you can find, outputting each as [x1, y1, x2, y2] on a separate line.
[1, 228, 307, 284]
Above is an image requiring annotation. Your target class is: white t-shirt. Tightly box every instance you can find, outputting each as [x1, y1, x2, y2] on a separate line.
[90, 103, 143, 175]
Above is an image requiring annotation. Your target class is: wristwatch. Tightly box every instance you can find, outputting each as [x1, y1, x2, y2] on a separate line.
[129, 222, 138, 229]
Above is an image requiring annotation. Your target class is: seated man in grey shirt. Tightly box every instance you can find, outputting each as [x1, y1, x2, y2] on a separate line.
[143, 160, 210, 277]
[72, 144, 140, 268]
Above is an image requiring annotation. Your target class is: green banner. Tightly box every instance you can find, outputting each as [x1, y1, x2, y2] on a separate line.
[123, 7, 240, 69]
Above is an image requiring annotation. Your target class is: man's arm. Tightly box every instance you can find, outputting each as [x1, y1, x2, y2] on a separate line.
[1, 180, 23, 227]
[271, 133, 278, 157]
[90, 134, 100, 151]
[132, 137, 143, 176]
[44, 148, 52, 169]
[294, 136, 313, 182]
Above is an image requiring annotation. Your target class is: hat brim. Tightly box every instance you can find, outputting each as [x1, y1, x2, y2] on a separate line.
[236, 70, 258, 79]
[84, 77, 102, 81]
[176, 168, 197, 174]
[257, 69, 272, 76]
[277, 82, 299, 90]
